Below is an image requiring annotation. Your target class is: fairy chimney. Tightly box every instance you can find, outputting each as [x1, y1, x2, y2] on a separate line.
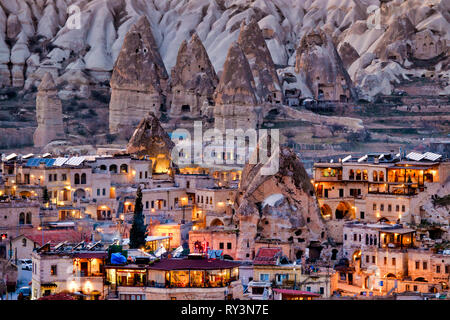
[169, 33, 218, 118]
[33, 73, 65, 148]
[238, 18, 282, 104]
[109, 16, 169, 133]
[213, 42, 262, 131]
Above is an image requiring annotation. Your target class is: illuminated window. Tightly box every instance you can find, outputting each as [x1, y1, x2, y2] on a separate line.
[51, 265, 57, 276]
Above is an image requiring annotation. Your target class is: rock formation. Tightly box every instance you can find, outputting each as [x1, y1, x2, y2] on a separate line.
[237, 18, 282, 104]
[109, 16, 169, 134]
[33, 72, 65, 148]
[295, 29, 357, 102]
[126, 113, 175, 174]
[169, 33, 218, 118]
[213, 42, 263, 131]
[233, 146, 330, 261]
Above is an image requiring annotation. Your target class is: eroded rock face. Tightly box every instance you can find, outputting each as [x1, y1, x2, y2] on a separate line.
[109, 16, 168, 133]
[169, 33, 218, 118]
[213, 42, 263, 131]
[238, 18, 282, 104]
[295, 29, 357, 102]
[338, 42, 360, 70]
[33, 72, 65, 148]
[126, 113, 175, 174]
[233, 146, 329, 261]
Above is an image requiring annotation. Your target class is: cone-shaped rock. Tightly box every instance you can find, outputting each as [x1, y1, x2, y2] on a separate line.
[169, 33, 218, 118]
[295, 29, 357, 102]
[33, 72, 65, 148]
[233, 146, 329, 261]
[126, 113, 175, 174]
[238, 18, 282, 103]
[214, 42, 262, 131]
[109, 16, 168, 133]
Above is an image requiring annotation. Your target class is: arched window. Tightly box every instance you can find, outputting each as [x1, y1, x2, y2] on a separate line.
[74, 173, 80, 185]
[349, 170, 355, 180]
[19, 212, 25, 225]
[363, 170, 368, 181]
[100, 165, 107, 171]
[379, 171, 384, 182]
[26, 212, 32, 224]
[81, 173, 86, 184]
[373, 171, 378, 182]
[120, 164, 128, 174]
[110, 164, 117, 174]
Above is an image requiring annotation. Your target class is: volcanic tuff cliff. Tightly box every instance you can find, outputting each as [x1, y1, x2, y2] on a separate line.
[233, 146, 330, 261]
[0, 0, 448, 99]
[108, 16, 168, 134]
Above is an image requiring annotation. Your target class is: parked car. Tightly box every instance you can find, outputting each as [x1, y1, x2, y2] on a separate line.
[17, 286, 31, 300]
[21, 263, 32, 271]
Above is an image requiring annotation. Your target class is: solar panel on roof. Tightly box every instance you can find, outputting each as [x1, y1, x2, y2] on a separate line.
[66, 156, 85, 166]
[53, 157, 68, 166]
[406, 152, 425, 161]
[423, 152, 441, 161]
[342, 155, 352, 163]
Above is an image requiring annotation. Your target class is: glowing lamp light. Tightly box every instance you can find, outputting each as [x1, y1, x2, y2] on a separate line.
[84, 281, 92, 293]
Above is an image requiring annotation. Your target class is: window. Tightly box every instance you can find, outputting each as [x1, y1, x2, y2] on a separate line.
[320, 287, 324, 295]
[372, 256, 375, 264]
[396, 205, 399, 212]
[384, 257, 387, 265]
[344, 234, 347, 241]
[445, 265, 450, 274]
[339, 189, 344, 197]
[260, 274, 269, 282]
[366, 255, 369, 263]
[97, 189, 100, 196]
[139, 172, 142, 179]
[373, 204, 377, 211]
[415, 261, 420, 270]
[402, 205, 406, 212]
[102, 189, 106, 196]
[436, 265, 441, 273]
[406, 285, 410, 291]
[145, 201, 149, 209]
[19, 212, 25, 225]
[227, 243, 232, 250]
[423, 262, 427, 270]
[219, 242, 224, 249]
[392, 258, 396, 266]
[145, 171, 148, 179]
[388, 204, 392, 212]
[306, 286, 311, 292]
[62, 174, 67, 181]
[380, 204, 384, 211]
[81, 173, 86, 184]
[49, 174, 52, 182]
[51, 265, 57, 276]
[53, 174, 57, 181]
[22, 238, 27, 247]
[74, 173, 80, 184]
[360, 211, 365, 219]
[26, 212, 31, 224]
[353, 234, 357, 241]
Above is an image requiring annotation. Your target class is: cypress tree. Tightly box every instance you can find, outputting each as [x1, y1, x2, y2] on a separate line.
[42, 186, 49, 204]
[129, 186, 147, 249]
